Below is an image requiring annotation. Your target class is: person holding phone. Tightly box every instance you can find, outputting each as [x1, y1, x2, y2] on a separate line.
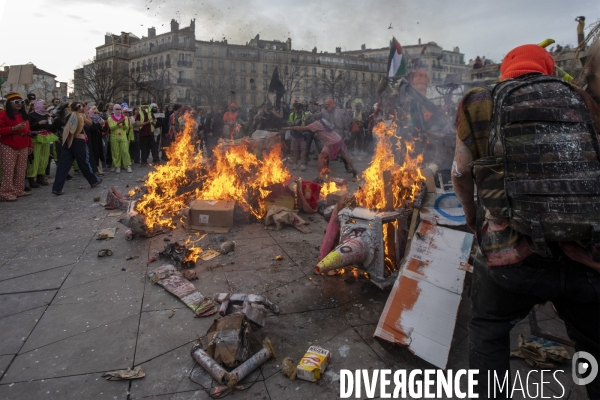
[0, 92, 33, 201]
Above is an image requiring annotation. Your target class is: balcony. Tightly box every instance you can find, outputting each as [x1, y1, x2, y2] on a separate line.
[177, 60, 193, 67]
[176, 97, 191, 103]
[432, 64, 444, 70]
[130, 42, 195, 58]
[177, 78, 193, 85]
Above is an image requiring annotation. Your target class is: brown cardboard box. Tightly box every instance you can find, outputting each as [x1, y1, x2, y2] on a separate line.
[189, 200, 235, 233]
[261, 184, 295, 211]
[326, 189, 348, 206]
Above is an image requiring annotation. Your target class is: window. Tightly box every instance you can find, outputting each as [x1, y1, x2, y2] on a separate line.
[218, 61, 224, 70]
[322, 69, 326, 78]
[251, 79, 256, 90]
[179, 71, 184, 80]
[251, 94, 256, 104]
[208, 60, 213, 70]
[354, 72, 358, 80]
[371, 74, 374, 81]
[241, 62, 246, 72]
[230, 77, 236, 89]
[263, 64, 268, 74]
[362, 73, 365, 81]
[312, 68, 316, 76]
[230, 62, 236, 72]
[242, 95, 247, 104]
[251, 63, 256, 73]
[304, 68, 308, 77]
[240, 78, 246, 89]
[179, 53, 185, 61]
[263, 79, 268, 90]
[197, 60, 202, 69]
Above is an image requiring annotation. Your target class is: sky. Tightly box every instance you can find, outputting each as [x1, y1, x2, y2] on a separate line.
[0, 0, 597, 84]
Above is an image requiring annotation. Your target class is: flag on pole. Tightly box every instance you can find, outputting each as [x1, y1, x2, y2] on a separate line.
[387, 37, 406, 77]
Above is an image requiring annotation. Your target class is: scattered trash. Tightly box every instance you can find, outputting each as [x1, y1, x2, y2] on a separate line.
[200, 249, 220, 261]
[125, 229, 133, 241]
[148, 265, 217, 317]
[281, 357, 297, 381]
[297, 346, 331, 382]
[510, 334, 571, 368]
[55, 226, 63, 229]
[102, 366, 145, 381]
[200, 313, 252, 368]
[126, 255, 139, 261]
[97, 249, 113, 257]
[219, 241, 236, 254]
[121, 268, 126, 271]
[168, 310, 176, 318]
[275, 255, 284, 261]
[107, 211, 123, 217]
[119, 214, 163, 238]
[181, 269, 198, 281]
[147, 256, 157, 264]
[213, 293, 280, 328]
[99, 202, 107, 207]
[93, 196, 100, 202]
[159, 241, 198, 269]
[106, 187, 131, 210]
[78, 185, 86, 189]
[96, 228, 117, 240]
[264, 205, 311, 234]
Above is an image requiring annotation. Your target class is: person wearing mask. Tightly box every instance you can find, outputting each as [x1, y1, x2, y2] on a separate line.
[27, 100, 57, 187]
[86, 106, 106, 175]
[0, 93, 33, 201]
[107, 104, 133, 173]
[102, 103, 113, 169]
[128, 107, 140, 164]
[137, 104, 159, 165]
[51, 102, 102, 195]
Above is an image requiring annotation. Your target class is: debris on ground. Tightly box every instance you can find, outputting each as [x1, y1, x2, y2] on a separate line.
[281, 357, 297, 381]
[101, 366, 145, 381]
[219, 241, 236, 254]
[147, 256, 157, 264]
[106, 187, 131, 210]
[159, 241, 197, 269]
[126, 255, 139, 261]
[96, 228, 117, 240]
[213, 293, 280, 327]
[296, 346, 331, 382]
[275, 255, 284, 261]
[181, 269, 198, 281]
[107, 211, 123, 217]
[264, 205, 311, 233]
[510, 334, 571, 368]
[200, 313, 252, 368]
[148, 265, 217, 317]
[120, 213, 163, 238]
[93, 196, 100, 202]
[97, 249, 113, 257]
[200, 249, 220, 261]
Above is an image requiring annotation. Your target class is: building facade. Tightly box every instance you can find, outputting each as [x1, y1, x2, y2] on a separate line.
[2, 65, 68, 102]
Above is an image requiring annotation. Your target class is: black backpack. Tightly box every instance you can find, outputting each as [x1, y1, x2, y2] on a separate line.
[472, 74, 600, 257]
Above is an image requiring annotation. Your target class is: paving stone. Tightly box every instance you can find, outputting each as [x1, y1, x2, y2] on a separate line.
[0, 355, 14, 376]
[134, 308, 214, 365]
[264, 276, 337, 314]
[21, 298, 141, 353]
[0, 291, 55, 318]
[129, 344, 202, 399]
[0, 306, 46, 356]
[0, 372, 128, 400]
[144, 381, 271, 400]
[2, 314, 138, 382]
[0, 264, 73, 294]
[0, 254, 79, 281]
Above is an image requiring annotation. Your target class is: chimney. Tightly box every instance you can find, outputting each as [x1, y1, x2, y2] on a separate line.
[286, 38, 292, 51]
[361, 44, 366, 50]
[105, 34, 112, 45]
[190, 18, 195, 33]
[171, 19, 179, 32]
[418, 38, 421, 45]
[312, 46, 317, 53]
[148, 27, 156, 38]
[121, 32, 129, 44]
[335, 47, 342, 55]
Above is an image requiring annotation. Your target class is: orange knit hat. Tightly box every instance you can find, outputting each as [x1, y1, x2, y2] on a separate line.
[500, 44, 555, 80]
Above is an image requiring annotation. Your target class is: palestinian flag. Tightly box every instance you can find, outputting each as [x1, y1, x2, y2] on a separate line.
[387, 37, 406, 77]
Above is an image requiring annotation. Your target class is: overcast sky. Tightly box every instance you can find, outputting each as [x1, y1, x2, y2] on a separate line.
[1, 0, 597, 85]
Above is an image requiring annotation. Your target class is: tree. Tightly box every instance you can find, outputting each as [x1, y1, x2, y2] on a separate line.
[77, 59, 129, 106]
[317, 68, 355, 105]
[274, 57, 304, 104]
[304, 77, 322, 103]
[129, 63, 173, 107]
[195, 71, 231, 107]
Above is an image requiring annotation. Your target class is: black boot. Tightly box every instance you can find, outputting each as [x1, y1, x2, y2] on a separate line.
[28, 177, 40, 189]
[37, 175, 49, 186]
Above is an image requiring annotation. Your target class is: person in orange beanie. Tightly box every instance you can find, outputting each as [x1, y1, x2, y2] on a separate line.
[500, 44, 555, 80]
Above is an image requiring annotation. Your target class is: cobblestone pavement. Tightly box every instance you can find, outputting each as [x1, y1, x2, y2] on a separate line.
[0, 152, 586, 399]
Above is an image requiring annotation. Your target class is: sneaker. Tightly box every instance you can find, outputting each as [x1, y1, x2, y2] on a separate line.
[66, 175, 74, 181]
[111, 167, 116, 172]
[126, 166, 132, 173]
[115, 167, 120, 174]
[300, 164, 306, 171]
[51, 190, 65, 195]
[91, 178, 103, 188]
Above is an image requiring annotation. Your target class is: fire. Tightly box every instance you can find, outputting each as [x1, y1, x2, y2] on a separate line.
[136, 114, 291, 229]
[183, 235, 206, 263]
[319, 181, 339, 199]
[354, 120, 425, 210]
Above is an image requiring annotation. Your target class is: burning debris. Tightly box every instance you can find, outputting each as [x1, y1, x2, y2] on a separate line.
[135, 114, 291, 230]
[158, 236, 205, 269]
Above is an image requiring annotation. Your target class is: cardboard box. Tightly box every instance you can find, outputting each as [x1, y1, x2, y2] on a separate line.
[262, 184, 295, 211]
[189, 200, 235, 233]
[326, 189, 348, 206]
[296, 346, 331, 382]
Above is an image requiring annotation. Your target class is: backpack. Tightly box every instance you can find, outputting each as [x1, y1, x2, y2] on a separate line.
[472, 74, 600, 257]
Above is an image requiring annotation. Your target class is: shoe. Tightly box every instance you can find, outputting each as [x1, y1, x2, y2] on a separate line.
[24, 186, 31, 192]
[115, 167, 121, 174]
[17, 191, 32, 197]
[127, 166, 132, 173]
[28, 178, 41, 188]
[300, 164, 306, 171]
[1, 196, 17, 201]
[91, 178, 103, 188]
[140, 162, 148, 167]
[52, 190, 65, 195]
[66, 175, 74, 181]
[74, 169, 81, 174]
[36, 175, 49, 186]
[110, 167, 115, 172]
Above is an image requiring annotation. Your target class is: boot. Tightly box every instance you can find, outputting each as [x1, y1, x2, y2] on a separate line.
[36, 175, 49, 186]
[28, 177, 40, 188]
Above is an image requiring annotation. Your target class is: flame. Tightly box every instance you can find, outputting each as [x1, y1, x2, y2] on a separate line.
[135, 114, 291, 229]
[183, 234, 206, 263]
[354, 120, 425, 210]
[319, 181, 339, 199]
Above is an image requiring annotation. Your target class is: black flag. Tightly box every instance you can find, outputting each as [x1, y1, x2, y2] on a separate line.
[268, 66, 286, 109]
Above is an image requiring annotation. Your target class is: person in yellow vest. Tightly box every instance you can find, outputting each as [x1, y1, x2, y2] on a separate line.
[107, 104, 133, 173]
[136, 104, 159, 166]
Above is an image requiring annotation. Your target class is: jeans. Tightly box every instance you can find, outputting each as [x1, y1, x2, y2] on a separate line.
[52, 139, 99, 191]
[469, 246, 600, 399]
[129, 132, 140, 163]
[140, 134, 158, 163]
[303, 132, 323, 165]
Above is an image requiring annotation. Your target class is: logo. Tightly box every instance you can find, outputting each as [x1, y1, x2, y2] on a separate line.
[572, 351, 598, 386]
